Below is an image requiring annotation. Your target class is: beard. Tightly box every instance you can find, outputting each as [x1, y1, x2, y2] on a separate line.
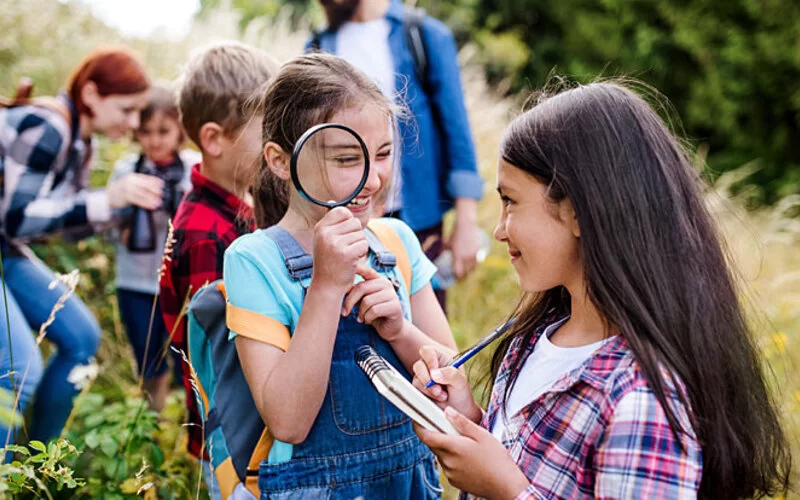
[320, 0, 361, 29]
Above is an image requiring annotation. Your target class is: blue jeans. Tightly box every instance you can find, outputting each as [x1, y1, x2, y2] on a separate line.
[117, 288, 182, 382]
[0, 255, 100, 447]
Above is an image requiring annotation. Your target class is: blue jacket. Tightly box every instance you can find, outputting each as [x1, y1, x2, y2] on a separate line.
[306, 1, 483, 231]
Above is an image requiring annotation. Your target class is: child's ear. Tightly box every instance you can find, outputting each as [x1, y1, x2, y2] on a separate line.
[559, 199, 580, 238]
[199, 122, 224, 158]
[263, 141, 290, 181]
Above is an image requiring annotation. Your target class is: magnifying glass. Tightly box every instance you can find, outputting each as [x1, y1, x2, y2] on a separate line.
[290, 123, 370, 208]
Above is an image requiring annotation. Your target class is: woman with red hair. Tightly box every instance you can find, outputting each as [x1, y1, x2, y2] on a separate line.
[0, 47, 162, 447]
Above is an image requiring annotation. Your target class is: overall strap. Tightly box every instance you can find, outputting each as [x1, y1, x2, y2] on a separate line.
[263, 226, 313, 281]
[364, 228, 397, 270]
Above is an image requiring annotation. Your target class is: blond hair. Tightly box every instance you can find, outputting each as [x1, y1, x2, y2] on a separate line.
[178, 41, 279, 148]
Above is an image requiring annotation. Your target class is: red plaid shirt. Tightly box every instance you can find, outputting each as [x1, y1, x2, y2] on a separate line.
[159, 163, 254, 459]
[470, 313, 702, 499]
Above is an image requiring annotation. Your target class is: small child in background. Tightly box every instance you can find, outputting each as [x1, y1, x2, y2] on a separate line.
[108, 84, 198, 412]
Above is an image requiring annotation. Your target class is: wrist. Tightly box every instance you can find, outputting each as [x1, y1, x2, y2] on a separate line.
[385, 320, 412, 345]
[454, 198, 478, 224]
[307, 279, 347, 300]
[493, 467, 530, 500]
[506, 473, 531, 500]
[465, 401, 484, 424]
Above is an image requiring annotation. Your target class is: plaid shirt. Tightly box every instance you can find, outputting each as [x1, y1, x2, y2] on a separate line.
[471, 314, 702, 500]
[159, 163, 253, 459]
[0, 95, 108, 242]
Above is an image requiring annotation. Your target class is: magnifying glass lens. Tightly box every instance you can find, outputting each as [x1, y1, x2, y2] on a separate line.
[295, 126, 368, 206]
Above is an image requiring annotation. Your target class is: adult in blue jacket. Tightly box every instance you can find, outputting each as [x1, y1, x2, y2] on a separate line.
[309, 0, 484, 310]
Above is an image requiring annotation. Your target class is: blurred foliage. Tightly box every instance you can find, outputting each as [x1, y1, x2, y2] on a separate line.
[0, 388, 23, 429]
[61, 392, 198, 499]
[0, 440, 84, 498]
[197, 0, 324, 30]
[212, 0, 800, 205]
[450, 0, 800, 205]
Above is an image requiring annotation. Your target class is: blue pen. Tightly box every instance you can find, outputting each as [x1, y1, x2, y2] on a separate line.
[425, 318, 517, 389]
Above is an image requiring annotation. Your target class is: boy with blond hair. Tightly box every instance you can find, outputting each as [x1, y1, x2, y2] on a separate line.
[158, 41, 278, 493]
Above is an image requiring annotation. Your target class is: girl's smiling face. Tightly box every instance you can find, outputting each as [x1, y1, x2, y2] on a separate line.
[494, 159, 582, 293]
[287, 105, 394, 227]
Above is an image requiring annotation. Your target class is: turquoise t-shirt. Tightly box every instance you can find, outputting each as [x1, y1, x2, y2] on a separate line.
[222, 217, 436, 464]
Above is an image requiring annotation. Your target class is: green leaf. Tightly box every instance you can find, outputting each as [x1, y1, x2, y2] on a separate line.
[83, 412, 107, 428]
[2, 444, 29, 456]
[151, 444, 165, 468]
[99, 435, 118, 457]
[84, 429, 100, 449]
[28, 440, 46, 453]
[119, 477, 140, 494]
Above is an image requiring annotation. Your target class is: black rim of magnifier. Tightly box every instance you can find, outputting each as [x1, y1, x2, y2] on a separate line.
[290, 123, 371, 209]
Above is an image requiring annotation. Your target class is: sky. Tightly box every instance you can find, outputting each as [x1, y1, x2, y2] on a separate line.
[72, 0, 201, 39]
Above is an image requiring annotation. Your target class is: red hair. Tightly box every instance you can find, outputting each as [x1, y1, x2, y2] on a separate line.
[67, 47, 150, 116]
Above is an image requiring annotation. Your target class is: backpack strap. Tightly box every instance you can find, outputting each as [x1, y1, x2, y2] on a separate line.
[244, 430, 274, 495]
[367, 220, 412, 297]
[403, 6, 432, 96]
[309, 29, 323, 52]
[221, 282, 292, 351]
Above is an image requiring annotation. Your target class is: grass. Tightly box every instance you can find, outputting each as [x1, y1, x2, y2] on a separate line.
[0, 0, 798, 497]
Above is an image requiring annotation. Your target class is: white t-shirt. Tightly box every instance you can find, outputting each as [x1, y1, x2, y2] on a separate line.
[336, 19, 403, 212]
[492, 318, 614, 441]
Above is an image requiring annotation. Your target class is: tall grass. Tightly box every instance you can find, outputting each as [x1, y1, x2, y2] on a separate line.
[1, 0, 798, 497]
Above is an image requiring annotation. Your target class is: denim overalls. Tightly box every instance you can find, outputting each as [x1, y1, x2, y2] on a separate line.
[259, 226, 442, 500]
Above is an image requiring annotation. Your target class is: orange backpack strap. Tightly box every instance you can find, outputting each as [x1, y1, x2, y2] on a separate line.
[213, 457, 239, 499]
[367, 220, 412, 296]
[216, 283, 279, 496]
[244, 429, 274, 496]
[219, 282, 291, 351]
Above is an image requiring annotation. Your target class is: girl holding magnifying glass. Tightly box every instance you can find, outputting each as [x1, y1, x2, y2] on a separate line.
[223, 53, 456, 498]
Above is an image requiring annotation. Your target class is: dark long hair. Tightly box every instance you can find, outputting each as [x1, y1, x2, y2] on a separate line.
[491, 81, 791, 499]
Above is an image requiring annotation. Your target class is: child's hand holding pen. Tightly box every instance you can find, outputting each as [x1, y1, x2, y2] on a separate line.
[412, 319, 516, 425]
[424, 319, 515, 389]
[412, 345, 484, 425]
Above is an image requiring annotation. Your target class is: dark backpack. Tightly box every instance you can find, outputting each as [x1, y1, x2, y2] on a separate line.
[310, 6, 433, 96]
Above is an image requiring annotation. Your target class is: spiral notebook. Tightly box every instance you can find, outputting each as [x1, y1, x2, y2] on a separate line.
[355, 345, 459, 436]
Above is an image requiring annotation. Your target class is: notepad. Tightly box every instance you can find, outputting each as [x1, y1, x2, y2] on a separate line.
[355, 345, 459, 436]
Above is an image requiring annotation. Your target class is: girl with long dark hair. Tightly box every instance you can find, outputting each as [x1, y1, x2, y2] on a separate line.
[412, 81, 791, 499]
